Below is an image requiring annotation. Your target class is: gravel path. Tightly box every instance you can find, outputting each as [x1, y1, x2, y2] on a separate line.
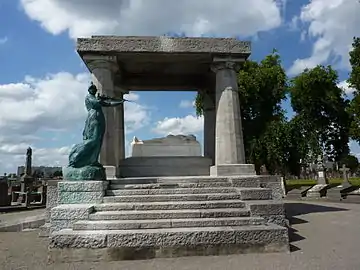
[1, 201, 360, 270]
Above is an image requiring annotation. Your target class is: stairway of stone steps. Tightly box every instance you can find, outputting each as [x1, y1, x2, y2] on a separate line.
[56, 177, 288, 255]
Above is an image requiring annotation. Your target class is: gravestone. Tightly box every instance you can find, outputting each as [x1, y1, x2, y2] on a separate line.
[13, 147, 35, 206]
[326, 164, 351, 201]
[0, 178, 9, 206]
[131, 135, 202, 157]
[304, 155, 328, 198]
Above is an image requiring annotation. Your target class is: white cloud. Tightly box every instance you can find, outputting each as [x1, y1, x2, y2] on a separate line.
[0, 36, 8, 45]
[0, 72, 151, 173]
[288, 0, 360, 75]
[20, 0, 284, 38]
[179, 100, 195, 109]
[338, 80, 355, 96]
[153, 115, 203, 135]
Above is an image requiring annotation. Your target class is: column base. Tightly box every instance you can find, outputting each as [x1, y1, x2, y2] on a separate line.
[210, 164, 256, 176]
[104, 166, 116, 179]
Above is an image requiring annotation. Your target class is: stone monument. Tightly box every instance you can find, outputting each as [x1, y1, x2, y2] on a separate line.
[131, 135, 202, 157]
[303, 154, 329, 198]
[62, 83, 126, 181]
[16, 147, 35, 205]
[48, 36, 289, 263]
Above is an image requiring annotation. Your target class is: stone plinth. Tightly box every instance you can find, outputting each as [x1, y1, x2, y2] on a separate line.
[49, 181, 107, 234]
[118, 156, 212, 178]
[131, 135, 201, 157]
[39, 180, 62, 237]
[62, 166, 106, 181]
[58, 181, 108, 204]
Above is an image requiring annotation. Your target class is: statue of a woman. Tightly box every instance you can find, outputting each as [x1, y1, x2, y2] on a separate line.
[63, 83, 125, 181]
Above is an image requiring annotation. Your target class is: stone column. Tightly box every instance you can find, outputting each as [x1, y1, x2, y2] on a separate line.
[114, 90, 125, 167]
[202, 90, 216, 165]
[85, 55, 119, 166]
[210, 57, 255, 176]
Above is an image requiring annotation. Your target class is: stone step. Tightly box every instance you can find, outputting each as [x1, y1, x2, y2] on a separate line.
[247, 201, 285, 216]
[106, 187, 236, 196]
[237, 188, 273, 200]
[94, 200, 246, 211]
[49, 225, 289, 259]
[90, 208, 251, 220]
[110, 182, 233, 190]
[73, 216, 266, 230]
[103, 193, 241, 203]
[110, 176, 231, 185]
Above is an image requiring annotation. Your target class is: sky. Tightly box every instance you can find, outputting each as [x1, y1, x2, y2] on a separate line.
[0, 0, 360, 174]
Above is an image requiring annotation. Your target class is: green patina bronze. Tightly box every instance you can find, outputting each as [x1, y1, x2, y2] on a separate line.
[63, 83, 125, 181]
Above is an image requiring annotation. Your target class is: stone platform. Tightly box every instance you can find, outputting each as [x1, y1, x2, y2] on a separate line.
[48, 175, 289, 262]
[118, 157, 212, 177]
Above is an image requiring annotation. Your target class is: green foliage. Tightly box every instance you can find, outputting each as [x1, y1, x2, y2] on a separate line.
[289, 65, 350, 161]
[339, 154, 359, 173]
[194, 46, 357, 176]
[238, 50, 288, 173]
[348, 37, 360, 142]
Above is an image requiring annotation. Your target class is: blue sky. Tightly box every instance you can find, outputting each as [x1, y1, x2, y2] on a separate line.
[0, 0, 359, 173]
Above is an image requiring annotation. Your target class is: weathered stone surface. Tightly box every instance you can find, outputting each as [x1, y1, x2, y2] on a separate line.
[131, 135, 201, 157]
[237, 188, 272, 200]
[90, 208, 250, 220]
[50, 229, 107, 248]
[58, 181, 107, 192]
[247, 201, 285, 216]
[77, 36, 251, 55]
[261, 215, 288, 227]
[304, 184, 328, 198]
[104, 166, 116, 179]
[210, 164, 256, 176]
[106, 187, 236, 196]
[95, 200, 246, 211]
[105, 225, 288, 248]
[51, 219, 74, 234]
[73, 217, 266, 231]
[118, 156, 212, 177]
[59, 191, 104, 204]
[63, 166, 106, 181]
[51, 204, 94, 220]
[44, 180, 62, 222]
[103, 193, 241, 203]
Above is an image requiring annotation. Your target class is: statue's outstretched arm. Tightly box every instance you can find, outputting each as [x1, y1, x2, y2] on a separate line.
[98, 99, 125, 107]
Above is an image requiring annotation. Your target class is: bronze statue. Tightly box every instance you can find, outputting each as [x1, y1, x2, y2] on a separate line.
[63, 83, 125, 181]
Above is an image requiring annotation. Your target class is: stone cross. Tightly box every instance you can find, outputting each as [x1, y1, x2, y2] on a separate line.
[339, 164, 350, 184]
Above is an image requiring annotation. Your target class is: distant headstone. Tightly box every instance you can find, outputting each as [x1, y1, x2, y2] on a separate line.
[339, 164, 350, 186]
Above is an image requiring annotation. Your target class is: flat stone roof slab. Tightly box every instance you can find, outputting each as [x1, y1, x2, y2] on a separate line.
[77, 36, 251, 56]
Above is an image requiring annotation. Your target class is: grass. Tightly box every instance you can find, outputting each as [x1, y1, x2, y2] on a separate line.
[286, 178, 360, 189]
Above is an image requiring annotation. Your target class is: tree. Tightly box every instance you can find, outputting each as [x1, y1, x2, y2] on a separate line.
[53, 170, 63, 178]
[348, 37, 360, 142]
[195, 50, 289, 174]
[339, 154, 359, 174]
[289, 65, 351, 162]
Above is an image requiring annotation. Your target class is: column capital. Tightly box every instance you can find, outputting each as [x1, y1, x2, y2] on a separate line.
[83, 55, 118, 73]
[211, 56, 245, 73]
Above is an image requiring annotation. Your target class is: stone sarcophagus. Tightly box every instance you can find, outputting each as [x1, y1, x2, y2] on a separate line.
[130, 134, 202, 157]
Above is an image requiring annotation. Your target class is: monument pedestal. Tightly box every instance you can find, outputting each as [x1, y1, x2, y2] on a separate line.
[210, 164, 256, 176]
[49, 181, 108, 234]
